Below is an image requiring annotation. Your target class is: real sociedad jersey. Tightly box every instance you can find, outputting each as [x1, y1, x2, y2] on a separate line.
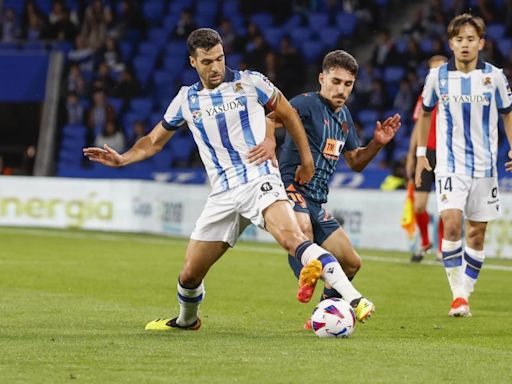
[422, 58, 512, 177]
[279, 92, 360, 204]
[162, 68, 279, 194]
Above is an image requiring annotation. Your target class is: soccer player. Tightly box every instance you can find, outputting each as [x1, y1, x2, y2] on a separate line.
[405, 55, 447, 263]
[251, 50, 400, 327]
[83, 29, 375, 330]
[415, 14, 512, 317]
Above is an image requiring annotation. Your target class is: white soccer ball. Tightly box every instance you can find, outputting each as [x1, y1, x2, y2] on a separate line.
[311, 298, 356, 338]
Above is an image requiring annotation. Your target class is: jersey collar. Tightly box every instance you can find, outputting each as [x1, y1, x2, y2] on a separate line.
[195, 66, 235, 91]
[447, 57, 485, 71]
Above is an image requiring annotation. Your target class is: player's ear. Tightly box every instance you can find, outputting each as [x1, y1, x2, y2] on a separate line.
[319, 72, 324, 86]
[478, 38, 485, 51]
[189, 55, 196, 69]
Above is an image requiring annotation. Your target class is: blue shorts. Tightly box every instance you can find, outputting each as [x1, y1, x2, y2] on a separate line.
[285, 184, 341, 245]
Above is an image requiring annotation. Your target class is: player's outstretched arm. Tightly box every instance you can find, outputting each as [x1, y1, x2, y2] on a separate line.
[83, 122, 174, 167]
[271, 91, 314, 184]
[502, 111, 512, 172]
[344, 113, 401, 172]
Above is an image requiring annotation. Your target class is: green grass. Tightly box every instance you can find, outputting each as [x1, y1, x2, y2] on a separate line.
[1, 227, 512, 383]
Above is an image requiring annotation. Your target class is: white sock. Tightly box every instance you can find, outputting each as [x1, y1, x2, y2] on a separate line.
[299, 242, 362, 303]
[177, 279, 204, 326]
[441, 239, 465, 300]
[463, 247, 485, 298]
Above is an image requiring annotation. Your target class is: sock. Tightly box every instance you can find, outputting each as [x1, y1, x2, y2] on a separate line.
[415, 211, 430, 248]
[295, 241, 361, 303]
[288, 254, 302, 279]
[463, 247, 485, 298]
[441, 239, 465, 300]
[176, 279, 204, 327]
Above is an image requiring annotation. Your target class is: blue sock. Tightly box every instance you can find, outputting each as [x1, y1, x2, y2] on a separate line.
[288, 254, 302, 279]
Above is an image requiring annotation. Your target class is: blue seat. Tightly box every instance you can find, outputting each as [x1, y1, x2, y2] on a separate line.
[133, 56, 156, 87]
[262, 27, 285, 50]
[222, 0, 239, 16]
[107, 97, 123, 114]
[148, 28, 169, 48]
[383, 66, 405, 84]
[336, 13, 357, 37]
[143, 1, 165, 23]
[196, 0, 218, 16]
[301, 40, 324, 63]
[420, 39, 433, 54]
[497, 38, 512, 56]
[226, 54, 243, 70]
[130, 98, 153, 116]
[165, 40, 188, 58]
[162, 56, 186, 76]
[290, 27, 311, 48]
[357, 109, 380, 125]
[34, 0, 52, 15]
[486, 24, 505, 41]
[138, 42, 160, 57]
[308, 13, 329, 31]
[250, 13, 273, 29]
[319, 27, 340, 48]
[119, 41, 134, 62]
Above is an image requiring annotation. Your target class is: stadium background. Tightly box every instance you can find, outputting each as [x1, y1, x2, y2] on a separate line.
[1, 0, 512, 257]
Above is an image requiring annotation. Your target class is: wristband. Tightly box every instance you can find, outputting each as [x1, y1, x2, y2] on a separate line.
[416, 146, 427, 157]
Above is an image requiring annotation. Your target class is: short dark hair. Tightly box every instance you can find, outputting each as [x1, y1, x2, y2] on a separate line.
[447, 13, 486, 39]
[322, 50, 358, 76]
[187, 28, 223, 56]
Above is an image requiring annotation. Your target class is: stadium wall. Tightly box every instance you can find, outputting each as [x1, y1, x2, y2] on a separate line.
[1, 176, 511, 259]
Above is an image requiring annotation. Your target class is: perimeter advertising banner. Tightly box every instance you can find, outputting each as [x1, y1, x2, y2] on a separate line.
[1, 176, 510, 258]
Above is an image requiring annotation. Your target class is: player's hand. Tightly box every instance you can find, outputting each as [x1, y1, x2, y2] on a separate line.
[247, 137, 278, 167]
[506, 150, 512, 172]
[374, 113, 401, 145]
[414, 156, 432, 187]
[83, 144, 124, 167]
[295, 161, 314, 184]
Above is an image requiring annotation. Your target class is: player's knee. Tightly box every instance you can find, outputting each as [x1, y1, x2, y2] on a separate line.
[466, 228, 485, 249]
[179, 269, 202, 289]
[281, 231, 308, 255]
[344, 253, 361, 277]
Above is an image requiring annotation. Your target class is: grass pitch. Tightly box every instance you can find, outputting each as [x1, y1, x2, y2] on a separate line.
[1, 227, 511, 383]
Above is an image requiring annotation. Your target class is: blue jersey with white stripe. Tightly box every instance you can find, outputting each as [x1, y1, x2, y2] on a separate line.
[422, 58, 512, 177]
[162, 68, 279, 194]
[279, 92, 360, 203]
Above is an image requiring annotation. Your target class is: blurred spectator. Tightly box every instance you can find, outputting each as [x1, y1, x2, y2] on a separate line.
[276, 36, 305, 96]
[219, 19, 236, 54]
[126, 119, 146, 148]
[393, 79, 414, 117]
[86, 88, 116, 145]
[21, 145, 36, 175]
[48, 7, 78, 42]
[92, 61, 116, 95]
[380, 157, 407, 190]
[262, 51, 279, 84]
[98, 36, 125, 73]
[81, 0, 112, 51]
[401, 38, 425, 71]
[23, 12, 45, 41]
[111, 0, 147, 39]
[371, 30, 399, 67]
[174, 9, 196, 39]
[481, 39, 505, 67]
[66, 91, 85, 124]
[1, 8, 20, 42]
[112, 68, 141, 107]
[402, 9, 427, 40]
[66, 63, 88, 97]
[95, 120, 125, 152]
[245, 34, 270, 72]
[367, 79, 389, 111]
[68, 35, 95, 72]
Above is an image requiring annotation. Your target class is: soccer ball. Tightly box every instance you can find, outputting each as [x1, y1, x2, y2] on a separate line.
[310, 298, 356, 338]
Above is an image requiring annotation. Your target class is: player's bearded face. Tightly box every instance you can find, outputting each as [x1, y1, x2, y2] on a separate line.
[319, 68, 355, 111]
[449, 24, 484, 65]
[191, 44, 226, 89]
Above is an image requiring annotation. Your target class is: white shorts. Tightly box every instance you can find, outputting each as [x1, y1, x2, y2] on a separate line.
[190, 173, 289, 247]
[435, 173, 500, 222]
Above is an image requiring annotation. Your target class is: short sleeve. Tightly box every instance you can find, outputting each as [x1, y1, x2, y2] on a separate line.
[341, 109, 360, 152]
[495, 71, 512, 114]
[248, 71, 277, 106]
[421, 68, 439, 112]
[162, 87, 188, 131]
[289, 94, 313, 120]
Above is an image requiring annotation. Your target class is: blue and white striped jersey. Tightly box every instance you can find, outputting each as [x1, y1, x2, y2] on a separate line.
[162, 68, 279, 194]
[422, 57, 512, 177]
